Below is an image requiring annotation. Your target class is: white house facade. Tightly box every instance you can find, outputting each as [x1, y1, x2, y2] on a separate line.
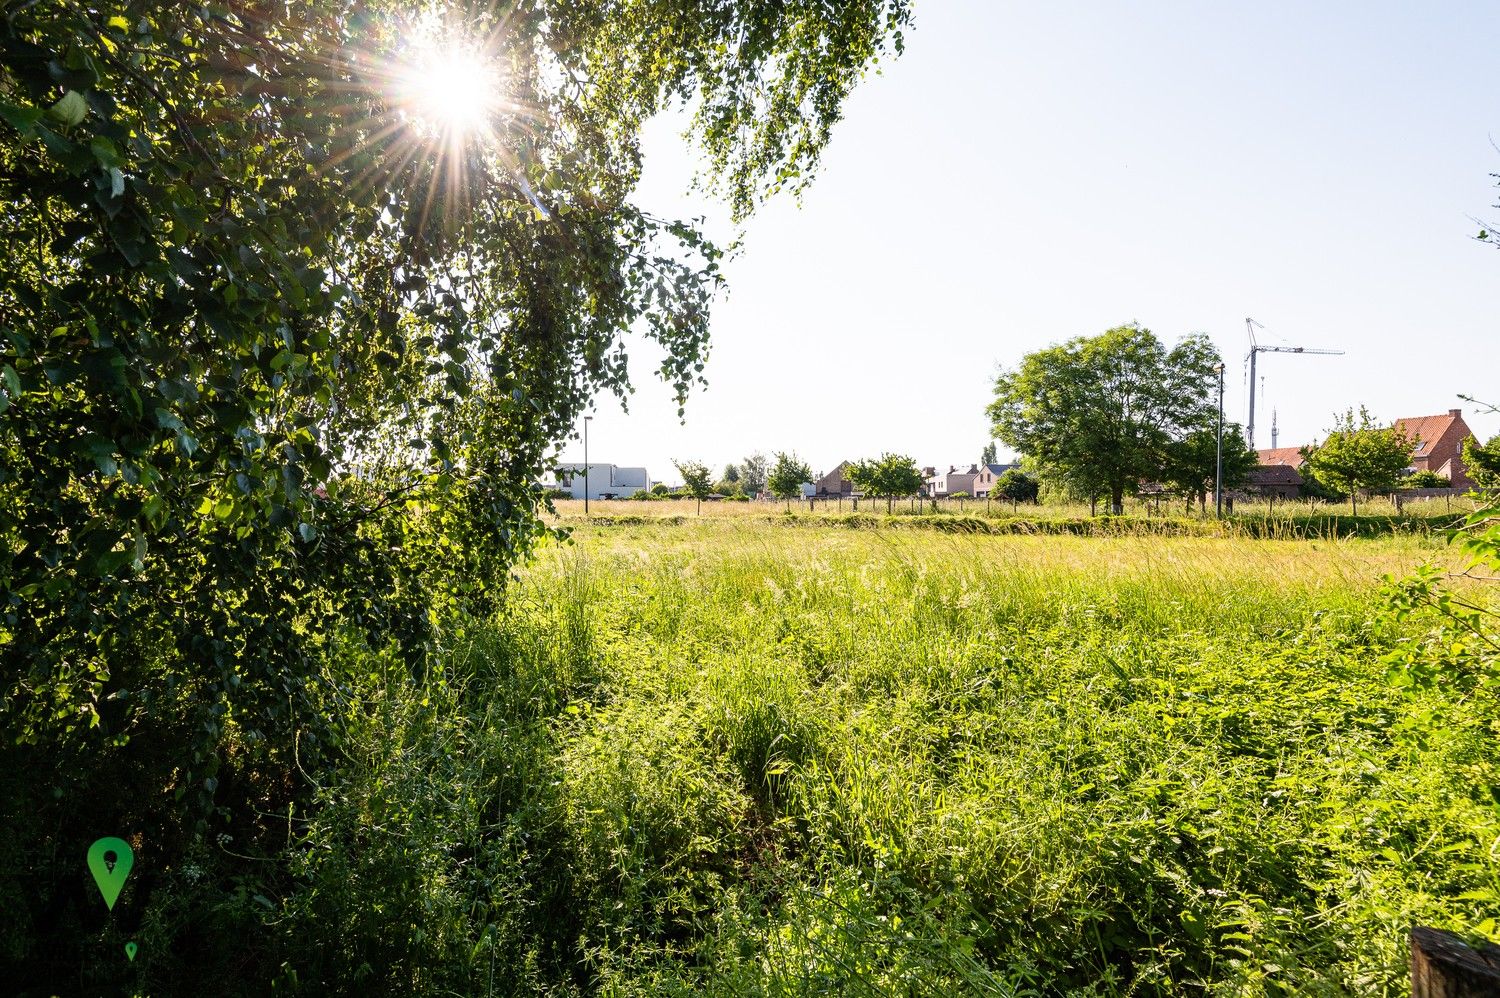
[552, 463, 649, 500]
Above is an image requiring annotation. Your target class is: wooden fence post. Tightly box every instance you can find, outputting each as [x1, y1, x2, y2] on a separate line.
[1412, 926, 1500, 997]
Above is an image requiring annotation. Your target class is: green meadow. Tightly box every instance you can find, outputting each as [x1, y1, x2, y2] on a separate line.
[274, 519, 1498, 996]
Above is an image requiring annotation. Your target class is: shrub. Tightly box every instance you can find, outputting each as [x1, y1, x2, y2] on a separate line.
[1399, 470, 1450, 489]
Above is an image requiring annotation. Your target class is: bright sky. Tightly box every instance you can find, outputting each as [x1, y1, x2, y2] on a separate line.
[556, 1, 1500, 485]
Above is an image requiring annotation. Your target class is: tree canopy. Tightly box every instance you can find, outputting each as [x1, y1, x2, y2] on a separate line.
[987, 324, 1220, 514]
[848, 453, 922, 512]
[739, 451, 770, 496]
[0, 2, 910, 985]
[1463, 434, 1500, 488]
[1160, 423, 1257, 513]
[767, 451, 812, 507]
[994, 468, 1039, 508]
[674, 459, 712, 513]
[1300, 408, 1411, 515]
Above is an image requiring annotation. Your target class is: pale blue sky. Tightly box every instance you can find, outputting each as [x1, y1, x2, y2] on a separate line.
[558, 1, 1499, 484]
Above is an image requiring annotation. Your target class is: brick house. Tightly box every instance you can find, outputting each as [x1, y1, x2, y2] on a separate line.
[1396, 409, 1477, 490]
[1249, 447, 1306, 498]
[1255, 447, 1306, 470]
[814, 460, 855, 497]
[1252, 409, 1478, 494]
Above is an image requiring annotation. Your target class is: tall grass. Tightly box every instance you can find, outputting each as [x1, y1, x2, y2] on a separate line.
[268, 521, 1495, 995]
[549, 497, 1472, 543]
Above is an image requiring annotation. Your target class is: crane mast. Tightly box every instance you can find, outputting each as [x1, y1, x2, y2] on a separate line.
[1244, 318, 1344, 450]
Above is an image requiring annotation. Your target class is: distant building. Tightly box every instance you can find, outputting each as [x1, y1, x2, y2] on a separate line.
[1255, 446, 1306, 470]
[815, 461, 855, 497]
[1396, 409, 1476, 490]
[1246, 463, 1303, 499]
[552, 463, 649, 500]
[926, 464, 982, 497]
[974, 461, 1020, 497]
[1252, 408, 1478, 494]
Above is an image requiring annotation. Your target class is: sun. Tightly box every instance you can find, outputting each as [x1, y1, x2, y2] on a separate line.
[392, 40, 501, 141]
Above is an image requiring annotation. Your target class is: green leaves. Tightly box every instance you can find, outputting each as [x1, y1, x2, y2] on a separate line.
[0, 5, 906, 979]
[46, 90, 87, 127]
[0, 100, 43, 136]
[1301, 407, 1413, 514]
[990, 325, 1223, 512]
[848, 453, 923, 509]
[768, 452, 813, 502]
[673, 459, 714, 507]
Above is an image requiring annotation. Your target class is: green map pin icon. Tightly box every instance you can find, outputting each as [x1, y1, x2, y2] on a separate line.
[124, 941, 138, 962]
[86, 837, 134, 911]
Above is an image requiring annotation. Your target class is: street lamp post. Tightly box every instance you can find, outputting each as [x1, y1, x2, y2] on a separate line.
[1213, 363, 1225, 518]
[579, 417, 591, 516]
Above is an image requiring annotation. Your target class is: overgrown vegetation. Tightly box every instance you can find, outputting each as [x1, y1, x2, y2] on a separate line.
[167, 524, 1500, 993]
[0, 2, 911, 989]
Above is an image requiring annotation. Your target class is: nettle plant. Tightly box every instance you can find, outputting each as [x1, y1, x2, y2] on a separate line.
[0, 0, 910, 809]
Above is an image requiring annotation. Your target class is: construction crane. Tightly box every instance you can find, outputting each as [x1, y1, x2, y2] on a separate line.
[1244, 318, 1344, 450]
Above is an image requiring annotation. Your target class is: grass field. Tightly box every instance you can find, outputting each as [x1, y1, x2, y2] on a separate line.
[546, 496, 1476, 542]
[284, 518, 1498, 995]
[549, 494, 1478, 522]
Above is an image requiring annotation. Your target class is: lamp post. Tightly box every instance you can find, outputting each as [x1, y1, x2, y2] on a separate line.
[583, 415, 592, 517]
[1213, 363, 1225, 518]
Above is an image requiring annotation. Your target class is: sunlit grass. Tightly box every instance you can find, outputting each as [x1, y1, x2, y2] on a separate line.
[548, 493, 1476, 523]
[287, 519, 1495, 994]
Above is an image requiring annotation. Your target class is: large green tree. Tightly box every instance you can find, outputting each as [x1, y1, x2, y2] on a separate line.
[0, 1, 910, 987]
[1300, 408, 1412, 515]
[848, 452, 923, 513]
[1160, 423, 1258, 514]
[767, 451, 812, 510]
[988, 324, 1220, 515]
[739, 451, 770, 496]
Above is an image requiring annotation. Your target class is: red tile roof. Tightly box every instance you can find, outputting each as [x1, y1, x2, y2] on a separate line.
[1256, 447, 1306, 468]
[1395, 412, 1461, 457]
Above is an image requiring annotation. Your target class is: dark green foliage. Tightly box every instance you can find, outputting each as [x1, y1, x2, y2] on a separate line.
[994, 468, 1040, 508]
[988, 324, 1221, 514]
[0, 0, 909, 988]
[846, 452, 923, 513]
[1463, 433, 1500, 488]
[1160, 423, 1257, 513]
